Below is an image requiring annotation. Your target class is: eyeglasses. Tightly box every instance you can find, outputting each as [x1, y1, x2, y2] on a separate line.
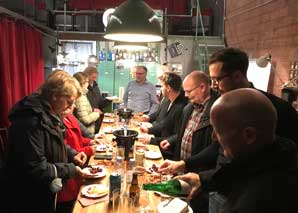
[136, 72, 146, 75]
[210, 73, 231, 84]
[184, 85, 200, 94]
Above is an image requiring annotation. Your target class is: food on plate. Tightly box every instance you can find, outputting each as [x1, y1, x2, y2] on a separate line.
[96, 144, 107, 152]
[89, 165, 103, 174]
[86, 185, 108, 195]
[103, 118, 114, 123]
[104, 113, 113, 117]
[147, 164, 159, 173]
[147, 173, 172, 183]
[158, 198, 189, 213]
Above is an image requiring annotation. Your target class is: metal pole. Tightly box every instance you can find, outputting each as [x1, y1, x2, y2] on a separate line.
[196, 0, 209, 72]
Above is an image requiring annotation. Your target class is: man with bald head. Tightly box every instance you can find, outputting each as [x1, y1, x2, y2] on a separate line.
[178, 88, 298, 213]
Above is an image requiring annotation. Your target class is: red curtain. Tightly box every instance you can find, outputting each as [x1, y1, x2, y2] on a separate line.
[67, 0, 189, 14]
[0, 17, 44, 127]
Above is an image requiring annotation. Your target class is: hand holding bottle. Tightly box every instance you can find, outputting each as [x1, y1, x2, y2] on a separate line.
[174, 172, 201, 199]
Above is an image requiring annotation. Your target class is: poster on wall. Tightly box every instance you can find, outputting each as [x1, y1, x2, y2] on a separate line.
[247, 59, 271, 92]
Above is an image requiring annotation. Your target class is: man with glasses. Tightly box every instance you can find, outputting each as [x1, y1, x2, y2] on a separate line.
[159, 48, 298, 212]
[159, 71, 219, 166]
[123, 66, 158, 115]
[209, 47, 298, 144]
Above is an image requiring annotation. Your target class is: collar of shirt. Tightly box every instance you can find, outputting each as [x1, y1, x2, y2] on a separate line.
[193, 95, 211, 111]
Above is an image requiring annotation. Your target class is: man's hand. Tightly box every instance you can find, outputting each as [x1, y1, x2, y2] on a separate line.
[160, 140, 170, 150]
[94, 132, 104, 139]
[140, 115, 150, 122]
[140, 125, 149, 133]
[138, 134, 151, 144]
[76, 166, 97, 178]
[73, 152, 87, 166]
[158, 160, 185, 174]
[94, 108, 103, 114]
[175, 173, 201, 199]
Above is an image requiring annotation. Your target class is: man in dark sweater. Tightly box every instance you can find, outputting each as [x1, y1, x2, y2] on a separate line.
[139, 72, 188, 159]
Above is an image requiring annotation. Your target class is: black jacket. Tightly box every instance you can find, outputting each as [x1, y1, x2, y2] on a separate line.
[148, 92, 188, 148]
[171, 90, 219, 165]
[198, 88, 298, 186]
[5, 93, 78, 213]
[208, 137, 298, 213]
[86, 81, 110, 110]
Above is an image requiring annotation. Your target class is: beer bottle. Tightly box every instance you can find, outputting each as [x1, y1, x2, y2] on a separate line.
[143, 179, 191, 197]
[129, 172, 140, 204]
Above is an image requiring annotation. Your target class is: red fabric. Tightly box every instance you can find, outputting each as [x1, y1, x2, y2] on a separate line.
[58, 114, 93, 202]
[63, 114, 93, 156]
[0, 18, 44, 127]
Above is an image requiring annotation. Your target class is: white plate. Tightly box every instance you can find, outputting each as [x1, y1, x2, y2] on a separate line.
[157, 199, 193, 213]
[154, 191, 171, 198]
[145, 151, 162, 159]
[104, 113, 113, 117]
[96, 144, 107, 152]
[81, 184, 108, 198]
[103, 127, 114, 134]
[103, 118, 114, 123]
[82, 167, 106, 178]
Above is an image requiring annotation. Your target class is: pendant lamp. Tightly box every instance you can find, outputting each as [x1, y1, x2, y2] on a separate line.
[113, 42, 148, 50]
[104, 0, 163, 42]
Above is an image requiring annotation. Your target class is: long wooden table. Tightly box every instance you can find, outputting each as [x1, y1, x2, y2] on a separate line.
[72, 115, 165, 213]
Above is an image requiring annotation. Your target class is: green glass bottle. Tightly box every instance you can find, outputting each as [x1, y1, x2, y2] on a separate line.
[143, 179, 190, 197]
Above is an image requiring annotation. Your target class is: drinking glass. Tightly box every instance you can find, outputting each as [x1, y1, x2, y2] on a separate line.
[112, 189, 121, 212]
[117, 146, 125, 159]
[139, 191, 152, 213]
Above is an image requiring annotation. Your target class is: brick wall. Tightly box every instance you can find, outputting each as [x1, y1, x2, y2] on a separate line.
[225, 0, 298, 96]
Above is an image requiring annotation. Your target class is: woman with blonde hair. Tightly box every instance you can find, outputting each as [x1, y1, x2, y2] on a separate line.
[6, 70, 91, 213]
[73, 71, 101, 134]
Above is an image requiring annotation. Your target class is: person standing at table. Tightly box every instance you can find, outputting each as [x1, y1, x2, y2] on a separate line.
[123, 65, 159, 115]
[57, 103, 99, 213]
[84, 66, 111, 132]
[5, 71, 90, 213]
[177, 88, 298, 213]
[73, 72, 100, 134]
[158, 71, 219, 162]
[139, 72, 188, 159]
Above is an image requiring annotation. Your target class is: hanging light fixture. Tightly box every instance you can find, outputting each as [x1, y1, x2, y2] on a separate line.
[113, 42, 148, 50]
[104, 0, 163, 42]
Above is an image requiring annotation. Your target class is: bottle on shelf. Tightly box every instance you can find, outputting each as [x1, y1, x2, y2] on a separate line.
[143, 179, 191, 197]
[129, 172, 140, 204]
